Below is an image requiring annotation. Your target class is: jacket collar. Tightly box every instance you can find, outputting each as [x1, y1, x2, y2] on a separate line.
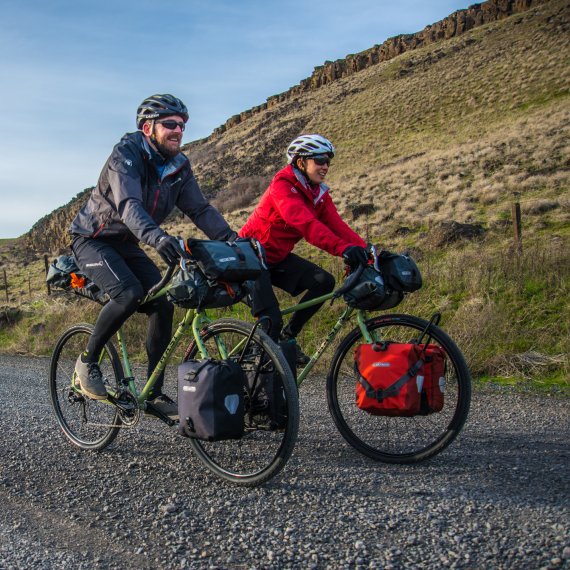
[140, 134, 187, 181]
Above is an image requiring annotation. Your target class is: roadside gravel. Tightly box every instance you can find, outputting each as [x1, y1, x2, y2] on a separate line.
[0, 355, 568, 569]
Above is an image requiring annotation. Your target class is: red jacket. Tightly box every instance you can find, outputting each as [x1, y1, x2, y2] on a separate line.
[239, 165, 366, 265]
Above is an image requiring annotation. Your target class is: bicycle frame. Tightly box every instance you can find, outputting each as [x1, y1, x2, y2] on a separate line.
[280, 292, 376, 385]
[108, 284, 218, 407]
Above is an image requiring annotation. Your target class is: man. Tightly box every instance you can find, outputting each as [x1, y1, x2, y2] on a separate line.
[70, 94, 236, 417]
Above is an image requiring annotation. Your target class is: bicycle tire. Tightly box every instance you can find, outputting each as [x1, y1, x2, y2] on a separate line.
[184, 318, 299, 486]
[327, 313, 471, 464]
[49, 323, 124, 451]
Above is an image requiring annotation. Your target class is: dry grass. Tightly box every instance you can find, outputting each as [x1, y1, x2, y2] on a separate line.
[1, 0, 569, 390]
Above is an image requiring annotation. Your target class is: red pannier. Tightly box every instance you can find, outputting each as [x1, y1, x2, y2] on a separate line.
[354, 342, 446, 416]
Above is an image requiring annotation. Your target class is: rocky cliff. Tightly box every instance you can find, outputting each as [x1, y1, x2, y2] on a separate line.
[211, 0, 549, 137]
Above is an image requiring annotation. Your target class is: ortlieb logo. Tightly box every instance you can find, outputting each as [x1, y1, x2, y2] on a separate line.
[183, 385, 196, 392]
[219, 256, 237, 263]
[372, 362, 391, 367]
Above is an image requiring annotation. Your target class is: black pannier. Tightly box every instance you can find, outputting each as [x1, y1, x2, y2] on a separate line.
[178, 359, 246, 441]
[166, 266, 250, 309]
[186, 238, 262, 282]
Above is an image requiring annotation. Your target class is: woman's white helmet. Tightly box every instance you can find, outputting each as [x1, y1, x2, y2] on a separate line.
[286, 134, 335, 164]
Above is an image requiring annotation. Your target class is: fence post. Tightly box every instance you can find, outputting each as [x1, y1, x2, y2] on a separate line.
[44, 254, 51, 296]
[512, 197, 522, 255]
[3, 269, 8, 302]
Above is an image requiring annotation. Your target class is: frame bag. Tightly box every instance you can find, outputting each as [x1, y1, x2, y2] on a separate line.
[186, 239, 262, 282]
[178, 359, 246, 441]
[354, 342, 445, 417]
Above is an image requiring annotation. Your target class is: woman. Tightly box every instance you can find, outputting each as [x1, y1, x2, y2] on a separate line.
[239, 134, 368, 364]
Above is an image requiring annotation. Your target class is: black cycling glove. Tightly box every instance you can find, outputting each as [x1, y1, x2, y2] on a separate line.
[157, 235, 184, 265]
[342, 245, 369, 270]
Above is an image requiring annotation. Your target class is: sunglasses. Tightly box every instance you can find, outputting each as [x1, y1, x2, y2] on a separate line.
[156, 119, 186, 131]
[310, 155, 331, 166]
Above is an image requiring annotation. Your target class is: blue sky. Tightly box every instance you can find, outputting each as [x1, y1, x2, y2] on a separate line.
[0, 0, 469, 238]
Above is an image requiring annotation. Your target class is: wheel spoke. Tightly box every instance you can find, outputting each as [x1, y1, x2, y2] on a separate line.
[49, 324, 123, 451]
[185, 318, 298, 486]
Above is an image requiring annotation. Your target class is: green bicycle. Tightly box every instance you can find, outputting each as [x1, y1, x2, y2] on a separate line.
[48, 263, 300, 486]
[219, 261, 472, 465]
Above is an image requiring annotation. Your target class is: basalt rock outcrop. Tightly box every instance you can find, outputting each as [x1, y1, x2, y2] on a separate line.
[212, 0, 550, 137]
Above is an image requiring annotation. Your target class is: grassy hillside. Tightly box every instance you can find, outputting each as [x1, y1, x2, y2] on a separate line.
[1, 0, 568, 391]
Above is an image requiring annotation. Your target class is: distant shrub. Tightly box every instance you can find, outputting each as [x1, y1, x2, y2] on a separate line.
[523, 199, 559, 215]
[213, 176, 269, 213]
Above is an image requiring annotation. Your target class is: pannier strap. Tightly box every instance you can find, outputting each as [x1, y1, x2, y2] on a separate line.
[354, 358, 425, 401]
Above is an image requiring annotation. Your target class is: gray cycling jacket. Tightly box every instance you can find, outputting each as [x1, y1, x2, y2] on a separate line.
[70, 131, 231, 247]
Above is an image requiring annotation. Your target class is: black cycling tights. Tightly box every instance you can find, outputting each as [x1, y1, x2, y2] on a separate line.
[282, 267, 335, 338]
[85, 291, 174, 395]
[250, 253, 336, 341]
[72, 235, 174, 397]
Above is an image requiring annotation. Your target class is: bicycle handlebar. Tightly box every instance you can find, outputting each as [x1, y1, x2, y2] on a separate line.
[332, 264, 365, 299]
[147, 263, 176, 298]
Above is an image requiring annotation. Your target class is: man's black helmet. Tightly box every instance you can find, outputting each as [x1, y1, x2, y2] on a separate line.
[136, 94, 189, 129]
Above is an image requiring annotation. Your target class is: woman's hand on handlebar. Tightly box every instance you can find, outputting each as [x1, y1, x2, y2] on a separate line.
[342, 245, 369, 270]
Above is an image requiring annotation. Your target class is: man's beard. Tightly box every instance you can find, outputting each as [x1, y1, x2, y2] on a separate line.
[153, 135, 181, 159]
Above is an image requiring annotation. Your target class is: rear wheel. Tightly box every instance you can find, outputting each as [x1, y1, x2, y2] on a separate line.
[49, 323, 123, 451]
[184, 318, 299, 486]
[327, 313, 471, 464]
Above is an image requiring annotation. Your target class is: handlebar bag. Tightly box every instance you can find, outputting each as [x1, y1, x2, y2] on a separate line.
[377, 251, 422, 292]
[186, 239, 262, 282]
[354, 342, 445, 416]
[178, 358, 246, 441]
[166, 267, 250, 309]
[342, 267, 403, 310]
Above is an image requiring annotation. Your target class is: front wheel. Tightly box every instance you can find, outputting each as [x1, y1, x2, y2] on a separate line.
[327, 313, 471, 464]
[184, 318, 299, 486]
[49, 323, 124, 451]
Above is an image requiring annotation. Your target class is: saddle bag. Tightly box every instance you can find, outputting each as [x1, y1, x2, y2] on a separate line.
[178, 359, 246, 441]
[46, 255, 109, 304]
[354, 342, 445, 417]
[186, 238, 262, 282]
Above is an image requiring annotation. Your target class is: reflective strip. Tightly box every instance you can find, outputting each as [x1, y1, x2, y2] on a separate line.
[103, 258, 120, 281]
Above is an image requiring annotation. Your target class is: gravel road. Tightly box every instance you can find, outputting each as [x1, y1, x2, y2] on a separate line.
[0, 355, 568, 569]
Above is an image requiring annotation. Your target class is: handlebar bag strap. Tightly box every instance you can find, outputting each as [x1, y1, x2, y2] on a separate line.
[186, 239, 262, 282]
[178, 358, 246, 441]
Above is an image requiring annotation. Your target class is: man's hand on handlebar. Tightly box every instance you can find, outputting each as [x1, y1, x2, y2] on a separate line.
[157, 235, 187, 266]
